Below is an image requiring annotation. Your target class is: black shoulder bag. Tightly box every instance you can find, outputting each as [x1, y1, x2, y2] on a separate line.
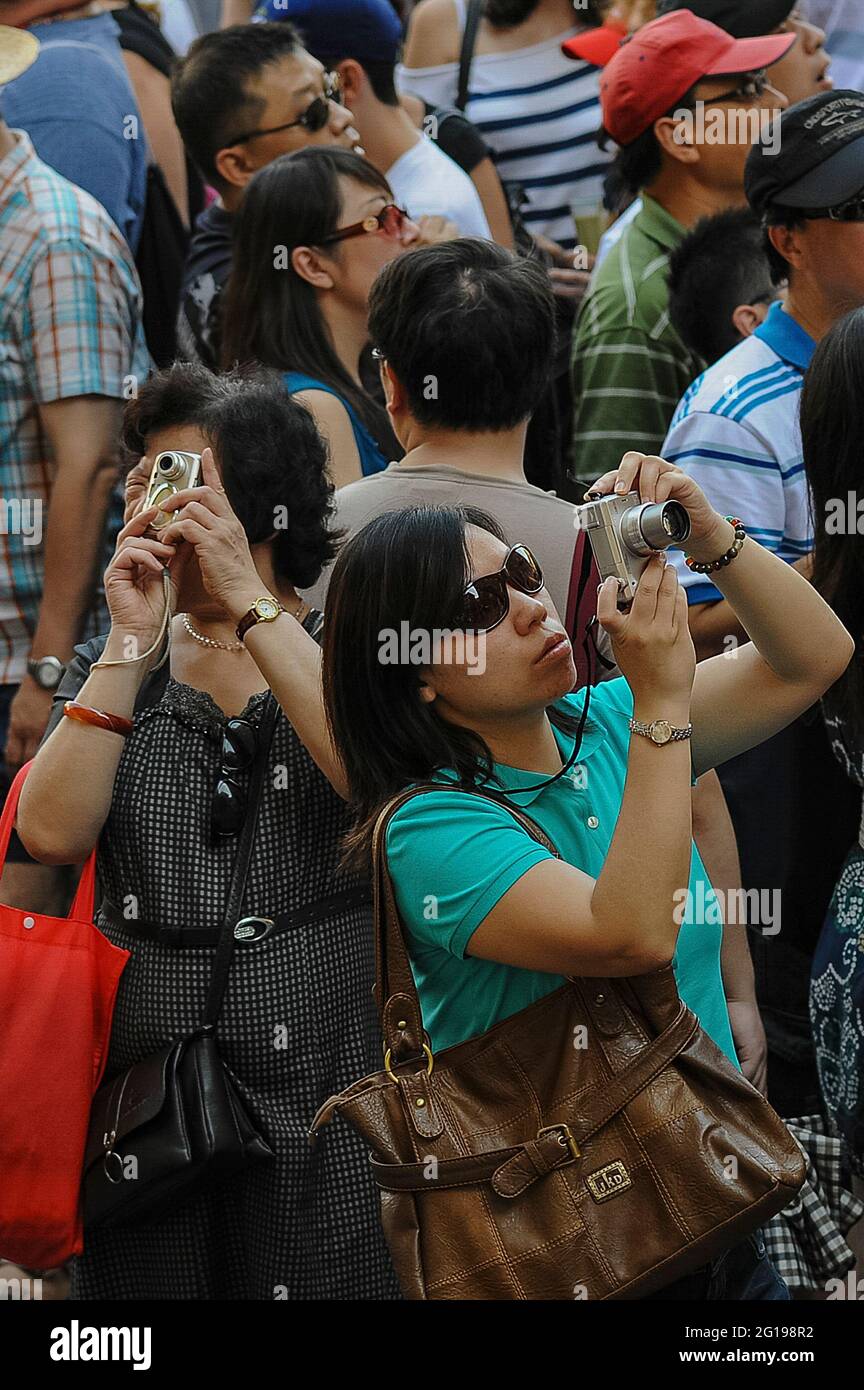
[456, 0, 484, 112]
[82, 693, 279, 1229]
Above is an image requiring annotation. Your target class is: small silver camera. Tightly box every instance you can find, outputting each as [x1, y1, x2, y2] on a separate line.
[579, 490, 691, 609]
[144, 450, 202, 531]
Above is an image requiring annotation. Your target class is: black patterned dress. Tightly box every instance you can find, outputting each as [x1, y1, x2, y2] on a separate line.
[48, 625, 398, 1300]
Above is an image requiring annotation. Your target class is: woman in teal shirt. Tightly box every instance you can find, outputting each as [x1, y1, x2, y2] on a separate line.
[322, 451, 853, 1298]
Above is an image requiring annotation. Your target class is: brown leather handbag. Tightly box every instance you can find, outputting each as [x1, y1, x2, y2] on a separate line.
[311, 786, 806, 1300]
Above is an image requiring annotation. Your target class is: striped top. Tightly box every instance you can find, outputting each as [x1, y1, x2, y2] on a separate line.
[0, 132, 149, 685]
[664, 301, 815, 606]
[570, 195, 703, 487]
[396, 2, 610, 248]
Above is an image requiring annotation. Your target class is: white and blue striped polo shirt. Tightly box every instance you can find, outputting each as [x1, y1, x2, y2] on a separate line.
[663, 301, 815, 605]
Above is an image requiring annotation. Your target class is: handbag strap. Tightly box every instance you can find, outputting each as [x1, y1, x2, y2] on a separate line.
[199, 691, 279, 1030]
[368, 1001, 696, 1193]
[372, 781, 560, 1064]
[456, 0, 483, 111]
[0, 760, 96, 920]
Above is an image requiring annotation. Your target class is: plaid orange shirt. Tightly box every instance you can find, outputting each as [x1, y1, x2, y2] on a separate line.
[0, 131, 149, 684]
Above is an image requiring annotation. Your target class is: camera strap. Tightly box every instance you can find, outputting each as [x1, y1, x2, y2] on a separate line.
[503, 537, 600, 795]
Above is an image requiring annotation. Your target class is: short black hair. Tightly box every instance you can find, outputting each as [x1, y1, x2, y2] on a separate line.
[667, 208, 777, 363]
[762, 205, 807, 287]
[602, 84, 698, 197]
[367, 238, 556, 431]
[122, 363, 339, 590]
[171, 23, 303, 188]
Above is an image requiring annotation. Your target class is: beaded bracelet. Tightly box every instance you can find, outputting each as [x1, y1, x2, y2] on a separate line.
[684, 517, 746, 574]
[63, 701, 133, 737]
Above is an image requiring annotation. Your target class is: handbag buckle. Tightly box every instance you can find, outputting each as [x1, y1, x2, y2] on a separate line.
[538, 1123, 581, 1161]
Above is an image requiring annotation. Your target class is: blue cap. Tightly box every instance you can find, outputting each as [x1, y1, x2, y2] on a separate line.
[253, 0, 403, 65]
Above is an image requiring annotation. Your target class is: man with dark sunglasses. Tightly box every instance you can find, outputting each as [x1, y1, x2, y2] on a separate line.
[256, 0, 492, 239]
[171, 22, 362, 368]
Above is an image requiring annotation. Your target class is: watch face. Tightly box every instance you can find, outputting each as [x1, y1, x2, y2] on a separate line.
[31, 657, 62, 689]
[650, 720, 673, 745]
[255, 599, 280, 621]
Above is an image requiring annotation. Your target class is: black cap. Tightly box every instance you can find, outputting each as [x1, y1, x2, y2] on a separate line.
[745, 91, 864, 214]
[656, 0, 795, 40]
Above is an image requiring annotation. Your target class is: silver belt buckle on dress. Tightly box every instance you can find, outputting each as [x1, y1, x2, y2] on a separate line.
[233, 915, 274, 943]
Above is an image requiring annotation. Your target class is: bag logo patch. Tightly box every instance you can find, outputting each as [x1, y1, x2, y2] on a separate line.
[586, 1160, 631, 1202]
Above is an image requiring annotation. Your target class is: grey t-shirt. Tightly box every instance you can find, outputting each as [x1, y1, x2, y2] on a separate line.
[301, 461, 613, 671]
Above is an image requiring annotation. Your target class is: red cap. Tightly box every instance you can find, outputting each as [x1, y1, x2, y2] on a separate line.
[600, 9, 795, 146]
[562, 21, 628, 68]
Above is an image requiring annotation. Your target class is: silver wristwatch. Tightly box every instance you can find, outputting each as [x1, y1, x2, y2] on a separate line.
[628, 717, 692, 746]
[26, 655, 65, 691]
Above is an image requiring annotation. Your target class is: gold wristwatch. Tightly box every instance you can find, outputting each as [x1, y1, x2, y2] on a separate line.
[628, 717, 692, 746]
[235, 596, 285, 643]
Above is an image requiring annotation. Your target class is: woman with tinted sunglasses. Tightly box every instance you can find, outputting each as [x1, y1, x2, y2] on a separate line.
[17, 363, 400, 1303]
[320, 458, 853, 1299]
[221, 147, 420, 489]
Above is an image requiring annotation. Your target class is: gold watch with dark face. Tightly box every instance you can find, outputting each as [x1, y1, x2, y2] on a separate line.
[235, 596, 285, 643]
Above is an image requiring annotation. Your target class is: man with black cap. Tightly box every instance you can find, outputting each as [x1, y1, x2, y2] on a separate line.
[663, 91, 864, 1137]
[667, 90, 864, 651]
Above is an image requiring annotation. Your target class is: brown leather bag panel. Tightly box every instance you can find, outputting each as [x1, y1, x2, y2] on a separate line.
[311, 787, 806, 1299]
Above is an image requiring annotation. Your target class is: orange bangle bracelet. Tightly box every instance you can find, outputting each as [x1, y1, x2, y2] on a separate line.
[63, 701, 133, 737]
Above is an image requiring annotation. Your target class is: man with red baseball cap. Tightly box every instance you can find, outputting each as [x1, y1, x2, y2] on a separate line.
[569, 8, 793, 490]
[587, 0, 832, 271]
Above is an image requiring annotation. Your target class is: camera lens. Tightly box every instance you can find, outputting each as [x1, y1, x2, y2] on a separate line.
[620, 501, 691, 556]
[157, 453, 184, 480]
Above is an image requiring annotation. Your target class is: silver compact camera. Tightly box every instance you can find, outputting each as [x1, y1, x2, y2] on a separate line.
[579, 490, 691, 608]
[144, 450, 202, 531]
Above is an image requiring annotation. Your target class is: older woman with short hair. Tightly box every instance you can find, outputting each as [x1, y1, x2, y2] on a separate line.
[17, 363, 398, 1301]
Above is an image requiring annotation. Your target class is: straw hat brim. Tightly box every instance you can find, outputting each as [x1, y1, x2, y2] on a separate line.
[0, 27, 40, 85]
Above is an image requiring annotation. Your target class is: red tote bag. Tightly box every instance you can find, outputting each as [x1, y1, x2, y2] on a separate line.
[0, 760, 129, 1268]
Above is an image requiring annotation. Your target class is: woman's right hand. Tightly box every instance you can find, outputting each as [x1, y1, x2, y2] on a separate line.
[103, 507, 179, 656]
[597, 555, 696, 712]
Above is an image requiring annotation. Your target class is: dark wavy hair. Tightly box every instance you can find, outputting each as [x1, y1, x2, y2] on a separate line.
[322, 505, 584, 863]
[801, 306, 864, 748]
[220, 147, 399, 459]
[122, 362, 339, 589]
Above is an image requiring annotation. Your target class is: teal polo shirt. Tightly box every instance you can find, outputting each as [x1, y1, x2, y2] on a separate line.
[386, 677, 738, 1065]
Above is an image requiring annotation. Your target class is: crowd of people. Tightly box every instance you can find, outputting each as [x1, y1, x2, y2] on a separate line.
[2, 0, 864, 1304]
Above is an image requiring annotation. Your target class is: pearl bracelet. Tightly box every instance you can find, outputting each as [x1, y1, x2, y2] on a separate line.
[684, 518, 746, 574]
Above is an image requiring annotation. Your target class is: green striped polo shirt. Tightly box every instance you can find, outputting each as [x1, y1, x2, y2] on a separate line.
[570, 195, 705, 488]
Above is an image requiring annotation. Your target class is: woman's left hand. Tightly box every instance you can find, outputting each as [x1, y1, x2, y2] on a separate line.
[587, 451, 733, 565]
[726, 999, 768, 1094]
[158, 448, 261, 619]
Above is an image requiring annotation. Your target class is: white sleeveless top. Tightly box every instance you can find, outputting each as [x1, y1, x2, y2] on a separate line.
[396, 0, 611, 248]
